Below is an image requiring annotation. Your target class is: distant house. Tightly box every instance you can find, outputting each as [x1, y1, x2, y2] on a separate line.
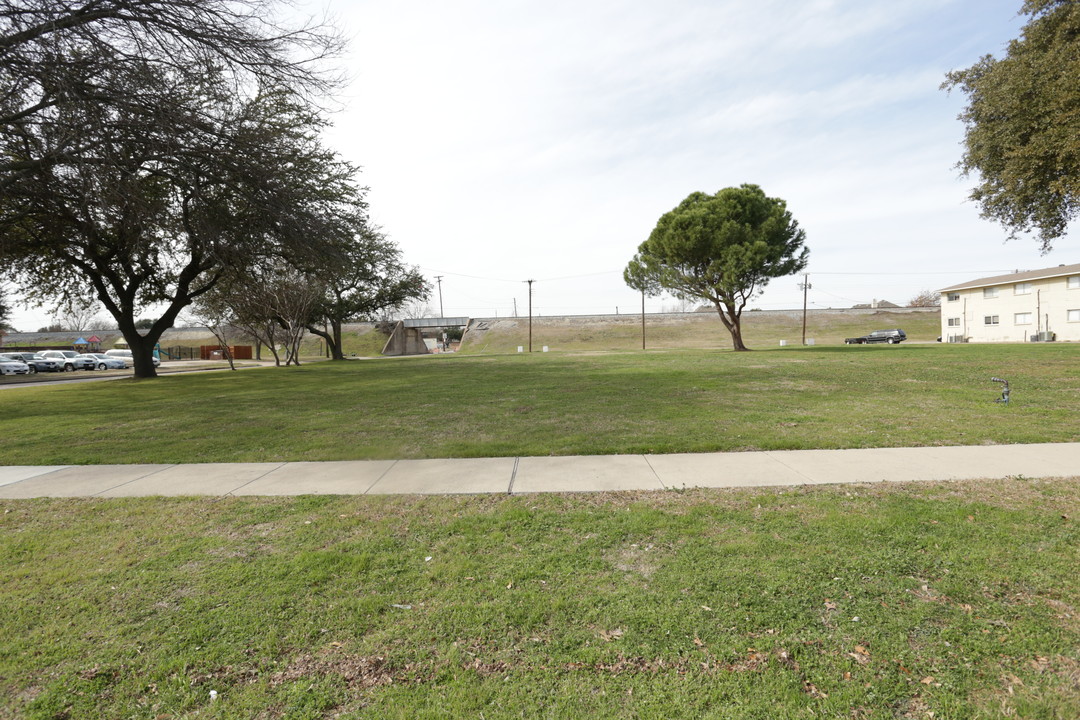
[852, 299, 900, 309]
[938, 263, 1080, 342]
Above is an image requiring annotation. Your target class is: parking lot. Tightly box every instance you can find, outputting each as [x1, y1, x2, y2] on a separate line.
[0, 359, 261, 388]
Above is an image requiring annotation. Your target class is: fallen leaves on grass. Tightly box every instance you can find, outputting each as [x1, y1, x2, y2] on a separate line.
[848, 645, 872, 665]
[270, 650, 394, 690]
[598, 628, 624, 642]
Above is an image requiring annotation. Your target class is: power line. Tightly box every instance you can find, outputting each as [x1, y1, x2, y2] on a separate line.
[810, 270, 1011, 276]
[419, 268, 521, 284]
[537, 270, 621, 282]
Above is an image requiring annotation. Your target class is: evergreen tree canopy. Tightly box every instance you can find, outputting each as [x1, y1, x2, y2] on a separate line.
[627, 184, 808, 351]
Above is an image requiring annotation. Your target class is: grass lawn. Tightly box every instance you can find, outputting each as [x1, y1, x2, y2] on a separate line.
[0, 343, 1077, 465]
[2, 479, 1077, 718]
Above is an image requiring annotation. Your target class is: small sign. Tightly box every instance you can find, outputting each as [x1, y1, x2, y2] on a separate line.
[517, 346, 524, 353]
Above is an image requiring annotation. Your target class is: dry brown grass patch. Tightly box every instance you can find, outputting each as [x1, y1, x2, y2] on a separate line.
[270, 648, 395, 690]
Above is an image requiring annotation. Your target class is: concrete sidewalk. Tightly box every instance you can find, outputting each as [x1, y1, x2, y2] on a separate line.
[0, 443, 1076, 498]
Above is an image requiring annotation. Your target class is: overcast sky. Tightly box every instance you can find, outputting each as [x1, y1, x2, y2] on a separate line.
[8, 0, 1080, 330]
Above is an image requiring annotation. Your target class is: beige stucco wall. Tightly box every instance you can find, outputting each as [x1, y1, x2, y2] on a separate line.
[940, 273, 1080, 342]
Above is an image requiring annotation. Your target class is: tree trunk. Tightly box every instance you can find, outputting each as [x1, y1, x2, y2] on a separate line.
[126, 334, 159, 378]
[206, 324, 236, 371]
[331, 319, 343, 360]
[729, 323, 749, 352]
[711, 299, 750, 351]
[305, 319, 346, 360]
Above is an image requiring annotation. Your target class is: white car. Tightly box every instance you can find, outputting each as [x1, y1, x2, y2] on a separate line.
[40, 350, 95, 371]
[81, 353, 128, 370]
[105, 348, 160, 367]
[0, 358, 31, 375]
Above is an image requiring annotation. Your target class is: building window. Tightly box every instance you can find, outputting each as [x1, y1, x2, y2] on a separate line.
[1014, 282, 1033, 295]
[947, 317, 961, 327]
[1069, 309, 1080, 323]
[947, 292, 960, 301]
[1014, 312, 1032, 325]
[1068, 276, 1080, 290]
[984, 315, 999, 325]
[983, 287, 998, 299]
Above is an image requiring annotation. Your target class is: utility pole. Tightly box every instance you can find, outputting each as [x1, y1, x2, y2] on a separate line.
[526, 279, 534, 352]
[799, 274, 811, 345]
[640, 289, 646, 350]
[434, 275, 444, 319]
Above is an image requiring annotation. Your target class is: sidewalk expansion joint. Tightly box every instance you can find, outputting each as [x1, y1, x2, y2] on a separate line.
[762, 451, 816, 484]
[643, 455, 666, 489]
[93, 464, 177, 497]
[507, 457, 520, 495]
[364, 460, 399, 495]
[223, 462, 289, 498]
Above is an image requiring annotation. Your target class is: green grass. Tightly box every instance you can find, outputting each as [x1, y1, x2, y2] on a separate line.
[2, 479, 1077, 718]
[0, 343, 1077, 465]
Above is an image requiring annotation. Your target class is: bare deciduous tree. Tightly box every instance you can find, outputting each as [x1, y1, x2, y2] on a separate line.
[907, 290, 941, 308]
[54, 297, 103, 333]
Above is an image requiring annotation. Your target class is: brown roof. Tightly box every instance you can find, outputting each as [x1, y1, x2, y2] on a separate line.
[939, 262, 1080, 292]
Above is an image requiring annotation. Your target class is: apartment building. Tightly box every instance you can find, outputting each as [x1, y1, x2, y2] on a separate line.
[938, 263, 1080, 342]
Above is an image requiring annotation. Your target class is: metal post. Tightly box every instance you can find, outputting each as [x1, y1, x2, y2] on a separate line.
[1037, 289, 1041, 334]
[800, 274, 811, 345]
[526, 279, 534, 352]
[641, 289, 646, 350]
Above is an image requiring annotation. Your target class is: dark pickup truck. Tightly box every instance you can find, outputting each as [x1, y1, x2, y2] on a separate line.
[844, 329, 907, 345]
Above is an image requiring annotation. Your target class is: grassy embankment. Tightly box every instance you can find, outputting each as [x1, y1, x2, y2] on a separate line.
[457, 309, 942, 354]
[0, 342, 1076, 465]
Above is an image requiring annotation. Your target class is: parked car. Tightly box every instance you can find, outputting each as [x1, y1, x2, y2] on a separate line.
[105, 348, 159, 367]
[81, 353, 127, 370]
[30, 354, 66, 372]
[0, 357, 31, 375]
[39, 350, 96, 371]
[0, 352, 63, 373]
[844, 329, 907, 345]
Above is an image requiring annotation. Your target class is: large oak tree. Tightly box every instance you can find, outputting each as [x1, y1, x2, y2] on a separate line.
[0, 0, 349, 377]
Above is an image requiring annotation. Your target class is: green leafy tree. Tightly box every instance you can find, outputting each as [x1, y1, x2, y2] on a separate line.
[1, 76, 360, 377]
[627, 184, 808, 351]
[305, 228, 428, 361]
[943, 0, 1080, 251]
[0, 0, 344, 378]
